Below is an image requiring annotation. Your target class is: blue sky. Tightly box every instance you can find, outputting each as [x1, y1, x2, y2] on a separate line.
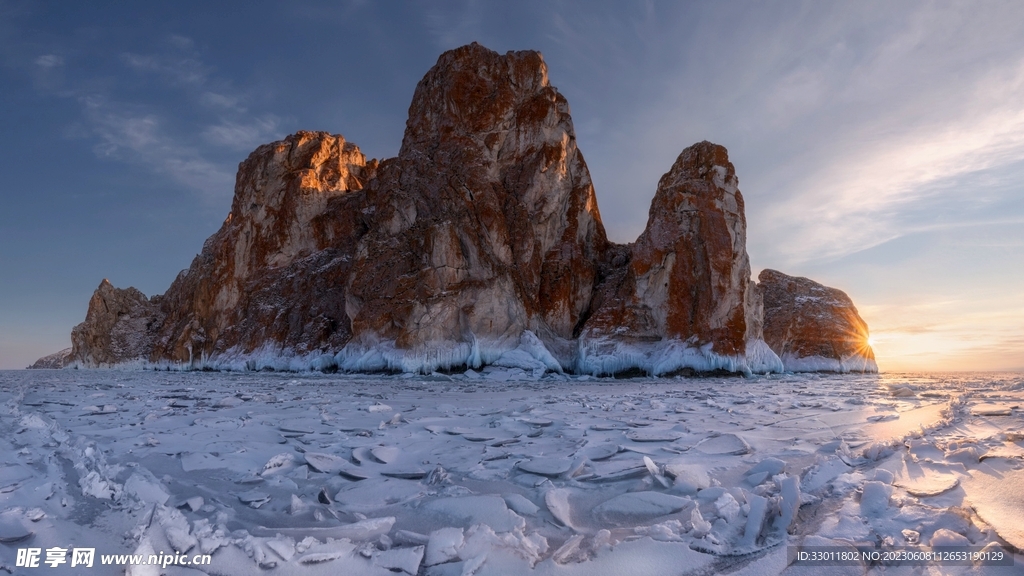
[1, 1, 1022, 371]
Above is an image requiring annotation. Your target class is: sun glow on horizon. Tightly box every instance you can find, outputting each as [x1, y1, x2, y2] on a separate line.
[859, 295, 1024, 372]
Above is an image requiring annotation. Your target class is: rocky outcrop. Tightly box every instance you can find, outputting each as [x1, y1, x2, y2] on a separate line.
[146, 131, 375, 366]
[577, 142, 782, 375]
[70, 280, 165, 367]
[341, 43, 607, 371]
[28, 347, 72, 369]
[66, 42, 871, 375]
[759, 269, 877, 372]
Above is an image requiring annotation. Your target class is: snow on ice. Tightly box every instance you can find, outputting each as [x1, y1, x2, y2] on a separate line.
[0, 370, 1022, 575]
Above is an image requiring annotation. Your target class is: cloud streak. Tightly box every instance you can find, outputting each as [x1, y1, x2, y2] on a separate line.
[34, 53, 62, 68]
[202, 116, 280, 151]
[764, 63, 1024, 265]
[724, 5, 1024, 268]
[77, 95, 234, 197]
[420, 1, 485, 50]
[120, 52, 209, 86]
[52, 36, 287, 201]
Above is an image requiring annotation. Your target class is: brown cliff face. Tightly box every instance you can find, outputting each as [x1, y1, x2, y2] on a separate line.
[343, 43, 607, 367]
[70, 280, 165, 367]
[759, 269, 877, 372]
[149, 131, 375, 364]
[578, 142, 767, 374]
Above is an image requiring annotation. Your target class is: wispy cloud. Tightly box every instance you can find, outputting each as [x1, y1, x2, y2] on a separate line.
[420, 1, 484, 50]
[740, 7, 1024, 267]
[120, 52, 209, 86]
[53, 34, 287, 200]
[34, 53, 62, 68]
[201, 116, 280, 151]
[199, 91, 243, 111]
[78, 95, 234, 197]
[764, 69, 1024, 265]
[168, 34, 194, 51]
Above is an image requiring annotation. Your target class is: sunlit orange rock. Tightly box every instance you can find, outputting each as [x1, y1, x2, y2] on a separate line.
[67, 44, 608, 371]
[149, 130, 375, 365]
[66, 132, 375, 368]
[758, 269, 877, 372]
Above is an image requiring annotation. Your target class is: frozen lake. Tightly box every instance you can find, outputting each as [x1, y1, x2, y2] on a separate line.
[2, 369, 1023, 575]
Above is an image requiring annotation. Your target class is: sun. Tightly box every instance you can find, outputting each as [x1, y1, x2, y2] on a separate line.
[867, 336, 876, 348]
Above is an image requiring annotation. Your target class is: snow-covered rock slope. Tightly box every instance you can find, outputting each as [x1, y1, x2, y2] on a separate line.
[27, 347, 71, 369]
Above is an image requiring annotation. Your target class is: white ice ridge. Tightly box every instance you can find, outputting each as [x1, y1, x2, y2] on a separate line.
[574, 336, 783, 377]
[332, 330, 563, 375]
[779, 353, 878, 373]
[67, 329, 787, 375]
[744, 338, 785, 374]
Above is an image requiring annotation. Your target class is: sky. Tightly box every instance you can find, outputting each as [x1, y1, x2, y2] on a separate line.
[1, 1, 1022, 372]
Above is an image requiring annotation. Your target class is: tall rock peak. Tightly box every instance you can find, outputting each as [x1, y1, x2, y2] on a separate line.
[226, 130, 373, 275]
[578, 141, 780, 375]
[145, 130, 375, 364]
[401, 43, 551, 154]
[345, 42, 608, 369]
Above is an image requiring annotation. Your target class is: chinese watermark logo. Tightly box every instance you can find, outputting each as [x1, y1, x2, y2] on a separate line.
[17, 547, 94, 568]
[15, 546, 207, 568]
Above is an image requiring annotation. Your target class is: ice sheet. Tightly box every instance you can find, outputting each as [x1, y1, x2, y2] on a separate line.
[1, 369, 1022, 575]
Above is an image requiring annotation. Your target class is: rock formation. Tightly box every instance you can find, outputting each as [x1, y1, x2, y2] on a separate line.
[578, 142, 782, 375]
[28, 347, 72, 369]
[148, 131, 375, 366]
[70, 279, 165, 367]
[759, 269, 877, 372]
[340, 44, 607, 371]
[53, 42, 874, 375]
